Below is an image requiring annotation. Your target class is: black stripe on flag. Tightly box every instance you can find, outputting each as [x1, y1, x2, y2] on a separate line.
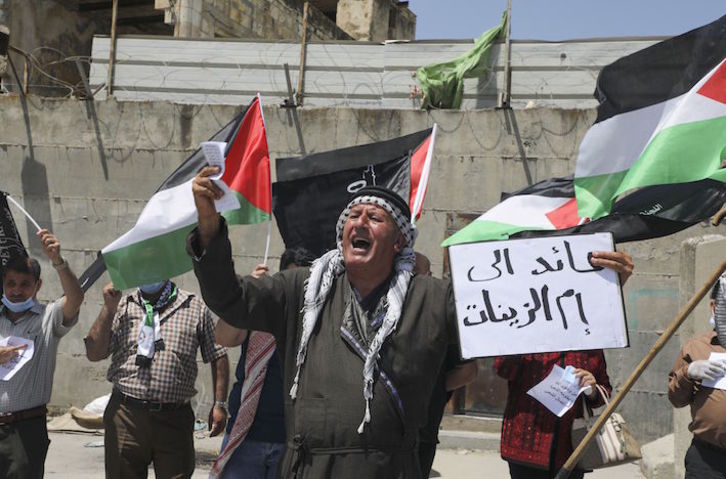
[501, 176, 574, 200]
[273, 129, 432, 256]
[595, 14, 726, 123]
[511, 178, 726, 243]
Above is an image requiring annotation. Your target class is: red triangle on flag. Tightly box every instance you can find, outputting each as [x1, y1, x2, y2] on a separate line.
[698, 60, 726, 104]
[545, 198, 583, 230]
[221, 97, 271, 214]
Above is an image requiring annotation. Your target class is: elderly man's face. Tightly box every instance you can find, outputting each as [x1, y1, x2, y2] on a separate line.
[342, 203, 405, 276]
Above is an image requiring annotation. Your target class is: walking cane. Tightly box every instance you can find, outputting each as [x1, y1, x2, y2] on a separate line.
[555, 258, 726, 479]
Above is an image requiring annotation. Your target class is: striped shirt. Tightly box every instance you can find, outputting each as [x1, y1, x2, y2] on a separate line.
[107, 289, 226, 403]
[0, 299, 77, 413]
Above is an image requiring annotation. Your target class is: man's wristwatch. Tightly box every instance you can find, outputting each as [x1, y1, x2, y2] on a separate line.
[214, 400, 228, 411]
[53, 258, 69, 271]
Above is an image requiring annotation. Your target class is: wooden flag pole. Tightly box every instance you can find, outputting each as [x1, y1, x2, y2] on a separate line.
[555, 258, 726, 479]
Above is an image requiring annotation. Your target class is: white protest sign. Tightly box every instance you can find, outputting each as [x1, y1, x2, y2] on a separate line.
[701, 352, 726, 390]
[199, 141, 241, 212]
[0, 336, 35, 381]
[527, 365, 588, 417]
[449, 233, 627, 359]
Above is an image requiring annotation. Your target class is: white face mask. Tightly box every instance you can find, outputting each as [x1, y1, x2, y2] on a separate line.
[139, 281, 166, 295]
[710, 314, 716, 329]
[1, 289, 37, 314]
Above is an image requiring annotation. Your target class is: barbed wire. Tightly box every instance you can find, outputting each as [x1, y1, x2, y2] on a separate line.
[0, 37, 648, 167]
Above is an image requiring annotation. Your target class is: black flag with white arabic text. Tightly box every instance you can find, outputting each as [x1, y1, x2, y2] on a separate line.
[0, 192, 28, 294]
[273, 128, 436, 256]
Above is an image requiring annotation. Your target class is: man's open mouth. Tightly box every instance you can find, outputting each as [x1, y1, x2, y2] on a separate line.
[352, 238, 371, 251]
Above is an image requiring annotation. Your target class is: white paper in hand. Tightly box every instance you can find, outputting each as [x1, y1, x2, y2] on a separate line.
[201, 141, 227, 179]
[199, 141, 240, 212]
[700, 352, 726, 390]
[0, 336, 35, 381]
[527, 364, 588, 417]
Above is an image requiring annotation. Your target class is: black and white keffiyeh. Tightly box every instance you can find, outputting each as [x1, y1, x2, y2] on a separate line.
[714, 273, 726, 346]
[288, 186, 417, 434]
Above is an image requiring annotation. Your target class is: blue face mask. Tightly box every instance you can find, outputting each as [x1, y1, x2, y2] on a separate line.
[1, 294, 36, 314]
[139, 281, 166, 295]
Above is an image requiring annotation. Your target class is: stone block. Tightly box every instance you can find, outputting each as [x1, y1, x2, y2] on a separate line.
[640, 434, 675, 479]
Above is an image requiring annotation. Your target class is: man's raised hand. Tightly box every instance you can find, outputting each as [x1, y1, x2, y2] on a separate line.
[192, 166, 224, 247]
[37, 229, 62, 265]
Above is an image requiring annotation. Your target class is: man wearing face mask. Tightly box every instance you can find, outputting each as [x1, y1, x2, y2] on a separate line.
[668, 274, 726, 478]
[85, 279, 229, 479]
[0, 229, 84, 479]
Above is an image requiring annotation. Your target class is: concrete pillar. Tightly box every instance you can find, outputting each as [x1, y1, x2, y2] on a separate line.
[674, 234, 726, 478]
[336, 0, 390, 42]
[174, 0, 204, 38]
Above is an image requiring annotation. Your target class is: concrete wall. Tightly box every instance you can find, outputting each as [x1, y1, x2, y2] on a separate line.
[0, 95, 724, 436]
[2, 0, 107, 97]
[388, 3, 416, 41]
[337, 0, 415, 41]
[198, 0, 351, 40]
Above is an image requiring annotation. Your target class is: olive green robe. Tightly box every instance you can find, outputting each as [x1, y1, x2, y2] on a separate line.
[189, 222, 459, 479]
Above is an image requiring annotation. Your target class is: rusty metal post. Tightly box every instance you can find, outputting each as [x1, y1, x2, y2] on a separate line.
[296, 1, 309, 106]
[107, 0, 119, 96]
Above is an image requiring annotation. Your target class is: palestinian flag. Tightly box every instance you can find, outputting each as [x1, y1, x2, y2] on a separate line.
[442, 176, 726, 246]
[442, 177, 582, 246]
[273, 127, 436, 256]
[101, 96, 270, 290]
[575, 15, 726, 219]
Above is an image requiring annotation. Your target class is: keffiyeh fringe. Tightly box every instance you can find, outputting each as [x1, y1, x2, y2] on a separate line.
[289, 195, 417, 435]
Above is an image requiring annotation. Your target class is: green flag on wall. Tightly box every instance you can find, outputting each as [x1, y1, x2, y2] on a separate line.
[416, 11, 507, 109]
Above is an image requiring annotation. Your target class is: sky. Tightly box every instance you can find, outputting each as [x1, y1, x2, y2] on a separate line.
[412, 1, 725, 41]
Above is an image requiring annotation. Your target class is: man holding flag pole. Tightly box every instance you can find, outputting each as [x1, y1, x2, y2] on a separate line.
[0, 192, 84, 479]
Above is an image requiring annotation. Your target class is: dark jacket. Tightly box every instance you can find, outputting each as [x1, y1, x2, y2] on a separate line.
[188, 221, 458, 479]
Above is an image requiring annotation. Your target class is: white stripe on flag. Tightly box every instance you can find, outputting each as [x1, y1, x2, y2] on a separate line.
[475, 195, 571, 229]
[103, 179, 240, 254]
[576, 59, 726, 179]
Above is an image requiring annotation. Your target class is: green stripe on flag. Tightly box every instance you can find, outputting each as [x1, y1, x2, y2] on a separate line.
[442, 220, 546, 247]
[574, 170, 629, 220]
[222, 190, 270, 225]
[104, 191, 269, 290]
[576, 115, 726, 218]
[103, 224, 195, 291]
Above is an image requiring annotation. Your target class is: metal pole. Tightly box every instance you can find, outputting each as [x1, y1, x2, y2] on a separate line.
[107, 0, 119, 96]
[21, 54, 28, 95]
[75, 58, 93, 99]
[296, 1, 309, 107]
[498, 0, 512, 108]
[6, 52, 23, 98]
[555, 259, 726, 479]
[283, 63, 307, 156]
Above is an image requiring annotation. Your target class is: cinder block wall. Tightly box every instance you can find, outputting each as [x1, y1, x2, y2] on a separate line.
[0, 96, 723, 441]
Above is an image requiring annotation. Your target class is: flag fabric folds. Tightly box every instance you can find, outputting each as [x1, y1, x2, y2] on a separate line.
[442, 176, 726, 247]
[0, 192, 27, 294]
[101, 96, 271, 290]
[273, 128, 436, 256]
[574, 15, 726, 219]
[441, 177, 581, 246]
[416, 12, 507, 109]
